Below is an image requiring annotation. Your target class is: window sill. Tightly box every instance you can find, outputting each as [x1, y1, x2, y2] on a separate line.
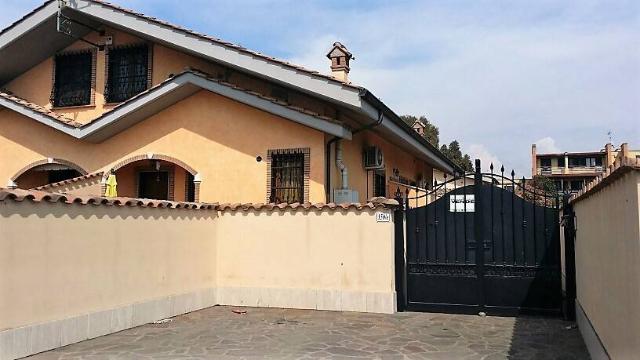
[51, 104, 96, 111]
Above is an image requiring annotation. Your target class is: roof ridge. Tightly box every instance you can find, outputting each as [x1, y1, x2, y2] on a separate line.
[84, 0, 360, 89]
[0, 0, 360, 89]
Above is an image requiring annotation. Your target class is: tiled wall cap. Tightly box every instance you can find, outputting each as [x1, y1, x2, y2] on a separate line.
[0, 188, 218, 210]
[570, 163, 640, 204]
[0, 188, 399, 212]
[216, 200, 397, 212]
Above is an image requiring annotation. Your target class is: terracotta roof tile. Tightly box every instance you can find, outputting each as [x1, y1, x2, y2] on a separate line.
[570, 156, 640, 204]
[0, 90, 82, 127]
[216, 198, 399, 212]
[0, 188, 218, 210]
[0, 188, 400, 212]
[31, 172, 104, 191]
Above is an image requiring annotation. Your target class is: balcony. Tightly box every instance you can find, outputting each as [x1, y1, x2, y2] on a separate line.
[538, 166, 603, 176]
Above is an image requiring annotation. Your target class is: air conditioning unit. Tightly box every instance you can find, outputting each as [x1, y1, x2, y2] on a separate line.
[363, 146, 384, 170]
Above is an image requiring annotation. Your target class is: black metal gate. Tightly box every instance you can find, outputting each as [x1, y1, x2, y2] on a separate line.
[401, 160, 562, 316]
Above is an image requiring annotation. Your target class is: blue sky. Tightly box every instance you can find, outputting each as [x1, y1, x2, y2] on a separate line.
[1, 0, 638, 175]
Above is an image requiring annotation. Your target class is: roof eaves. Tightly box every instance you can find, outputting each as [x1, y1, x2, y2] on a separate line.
[358, 89, 463, 173]
[83, 0, 361, 90]
[0, 0, 55, 38]
[0, 70, 351, 140]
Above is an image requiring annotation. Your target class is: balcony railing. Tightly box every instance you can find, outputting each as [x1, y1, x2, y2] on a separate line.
[538, 166, 603, 176]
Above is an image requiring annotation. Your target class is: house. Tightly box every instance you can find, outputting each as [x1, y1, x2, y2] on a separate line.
[531, 142, 639, 193]
[0, 0, 458, 204]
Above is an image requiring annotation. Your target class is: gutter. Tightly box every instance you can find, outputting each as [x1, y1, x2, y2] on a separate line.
[358, 89, 463, 174]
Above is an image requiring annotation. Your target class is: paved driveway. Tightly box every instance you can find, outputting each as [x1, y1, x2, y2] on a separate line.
[28, 306, 589, 359]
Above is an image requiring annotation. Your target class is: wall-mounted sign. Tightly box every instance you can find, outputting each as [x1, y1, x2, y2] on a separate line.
[376, 212, 391, 222]
[449, 195, 475, 212]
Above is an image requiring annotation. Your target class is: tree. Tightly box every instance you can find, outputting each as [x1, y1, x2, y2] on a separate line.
[400, 115, 440, 147]
[440, 140, 474, 172]
[530, 175, 557, 192]
[401, 114, 474, 172]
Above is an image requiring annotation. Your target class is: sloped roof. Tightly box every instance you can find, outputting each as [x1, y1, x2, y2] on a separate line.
[0, 0, 459, 173]
[31, 172, 104, 191]
[0, 70, 352, 142]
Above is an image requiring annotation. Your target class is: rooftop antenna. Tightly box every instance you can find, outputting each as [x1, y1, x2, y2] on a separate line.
[607, 130, 613, 145]
[57, 0, 105, 50]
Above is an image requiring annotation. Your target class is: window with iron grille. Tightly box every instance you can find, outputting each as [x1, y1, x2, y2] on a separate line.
[52, 52, 92, 107]
[105, 45, 149, 103]
[270, 150, 305, 204]
[374, 170, 386, 197]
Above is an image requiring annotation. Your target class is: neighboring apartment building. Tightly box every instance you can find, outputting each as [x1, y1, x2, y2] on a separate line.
[531, 142, 639, 193]
[0, 0, 459, 204]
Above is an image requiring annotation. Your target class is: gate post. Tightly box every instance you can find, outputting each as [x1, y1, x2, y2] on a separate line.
[562, 195, 577, 321]
[473, 159, 486, 312]
[393, 191, 406, 311]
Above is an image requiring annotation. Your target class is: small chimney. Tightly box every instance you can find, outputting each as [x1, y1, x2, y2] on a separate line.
[326, 42, 353, 83]
[604, 143, 614, 167]
[412, 120, 426, 136]
[531, 144, 537, 177]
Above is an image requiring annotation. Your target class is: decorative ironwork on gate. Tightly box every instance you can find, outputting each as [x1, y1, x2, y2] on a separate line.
[398, 159, 563, 316]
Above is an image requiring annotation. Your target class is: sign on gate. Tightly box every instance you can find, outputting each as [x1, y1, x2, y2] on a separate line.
[449, 194, 475, 212]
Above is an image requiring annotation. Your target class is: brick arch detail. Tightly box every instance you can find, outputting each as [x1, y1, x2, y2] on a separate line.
[101, 154, 201, 202]
[11, 158, 88, 182]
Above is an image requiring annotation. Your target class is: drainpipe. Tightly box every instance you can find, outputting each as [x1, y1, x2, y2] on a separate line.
[324, 109, 385, 202]
[336, 140, 348, 189]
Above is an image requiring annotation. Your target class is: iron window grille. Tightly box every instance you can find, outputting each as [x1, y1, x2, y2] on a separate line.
[270, 150, 305, 204]
[105, 45, 150, 103]
[374, 170, 386, 197]
[52, 51, 93, 107]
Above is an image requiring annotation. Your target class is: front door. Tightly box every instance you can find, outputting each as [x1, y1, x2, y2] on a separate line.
[138, 171, 169, 200]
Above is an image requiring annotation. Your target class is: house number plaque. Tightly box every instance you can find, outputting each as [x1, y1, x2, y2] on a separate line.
[376, 212, 391, 222]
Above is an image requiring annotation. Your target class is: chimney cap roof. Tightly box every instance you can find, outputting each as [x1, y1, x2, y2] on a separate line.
[326, 42, 353, 59]
[412, 119, 426, 128]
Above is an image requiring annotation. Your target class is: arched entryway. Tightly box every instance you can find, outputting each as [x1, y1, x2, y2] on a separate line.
[102, 154, 201, 202]
[11, 158, 87, 189]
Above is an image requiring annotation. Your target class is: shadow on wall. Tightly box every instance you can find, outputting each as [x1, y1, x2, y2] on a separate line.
[507, 316, 589, 359]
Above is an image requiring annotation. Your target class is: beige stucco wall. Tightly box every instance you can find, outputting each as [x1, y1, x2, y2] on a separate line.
[4, 29, 224, 125]
[0, 201, 218, 332]
[0, 25, 440, 205]
[573, 170, 640, 359]
[216, 208, 396, 311]
[0, 90, 327, 203]
[0, 198, 397, 359]
[331, 130, 433, 202]
[3, 28, 329, 126]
